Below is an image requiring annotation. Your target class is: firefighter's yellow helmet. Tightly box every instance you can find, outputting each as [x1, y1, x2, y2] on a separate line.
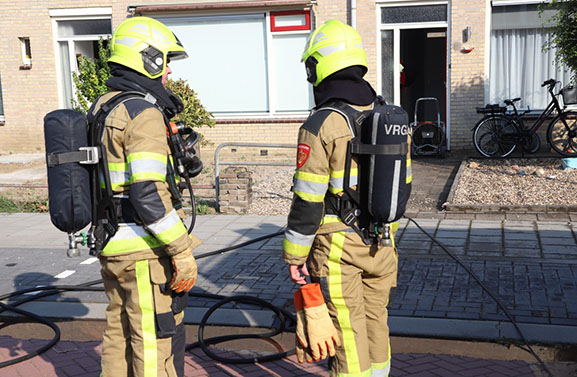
[109, 17, 188, 79]
[302, 19, 367, 86]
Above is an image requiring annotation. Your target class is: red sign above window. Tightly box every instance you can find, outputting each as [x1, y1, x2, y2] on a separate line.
[270, 10, 310, 32]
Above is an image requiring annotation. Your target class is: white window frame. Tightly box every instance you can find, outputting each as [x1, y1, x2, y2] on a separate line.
[50, 7, 112, 109]
[19, 37, 32, 66]
[159, 10, 312, 119]
[376, 1, 451, 146]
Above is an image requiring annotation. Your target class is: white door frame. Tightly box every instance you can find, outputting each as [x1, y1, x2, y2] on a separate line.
[376, 0, 451, 149]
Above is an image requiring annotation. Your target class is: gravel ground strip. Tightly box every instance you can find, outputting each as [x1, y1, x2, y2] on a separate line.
[450, 158, 577, 206]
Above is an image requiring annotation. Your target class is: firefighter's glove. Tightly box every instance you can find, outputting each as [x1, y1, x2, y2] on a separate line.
[300, 283, 341, 361]
[294, 289, 313, 363]
[169, 250, 197, 293]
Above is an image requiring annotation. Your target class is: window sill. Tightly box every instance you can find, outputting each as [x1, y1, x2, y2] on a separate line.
[215, 117, 306, 124]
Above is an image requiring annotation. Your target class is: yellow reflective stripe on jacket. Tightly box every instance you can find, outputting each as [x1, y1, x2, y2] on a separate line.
[328, 232, 363, 375]
[135, 260, 157, 377]
[293, 178, 328, 199]
[293, 171, 329, 202]
[283, 229, 315, 257]
[146, 209, 187, 245]
[322, 215, 340, 224]
[406, 158, 412, 184]
[328, 168, 358, 194]
[127, 152, 168, 182]
[102, 162, 130, 190]
[102, 224, 164, 255]
[101, 154, 169, 189]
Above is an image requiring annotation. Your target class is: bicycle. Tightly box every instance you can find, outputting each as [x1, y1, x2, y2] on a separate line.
[472, 78, 577, 158]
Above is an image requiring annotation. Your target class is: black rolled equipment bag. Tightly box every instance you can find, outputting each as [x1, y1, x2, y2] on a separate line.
[44, 110, 92, 233]
[358, 103, 411, 223]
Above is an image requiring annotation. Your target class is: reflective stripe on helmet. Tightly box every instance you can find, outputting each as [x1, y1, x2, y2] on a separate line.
[302, 20, 367, 86]
[109, 17, 188, 79]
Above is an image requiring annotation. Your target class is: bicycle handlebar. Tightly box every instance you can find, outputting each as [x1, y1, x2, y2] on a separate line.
[541, 78, 558, 88]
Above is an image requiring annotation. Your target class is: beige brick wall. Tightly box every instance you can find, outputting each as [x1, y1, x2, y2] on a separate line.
[311, 1, 378, 90]
[0, 1, 127, 153]
[449, 0, 487, 150]
[1, 0, 502, 153]
[0, 1, 318, 154]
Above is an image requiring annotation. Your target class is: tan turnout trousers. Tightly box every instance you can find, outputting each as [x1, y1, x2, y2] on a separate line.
[308, 229, 398, 377]
[100, 257, 186, 377]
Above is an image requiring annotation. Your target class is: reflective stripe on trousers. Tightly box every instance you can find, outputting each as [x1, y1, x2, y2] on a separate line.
[308, 230, 397, 377]
[100, 258, 184, 377]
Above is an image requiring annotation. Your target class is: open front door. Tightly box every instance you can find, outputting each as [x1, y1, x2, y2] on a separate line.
[400, 28, 446, 126]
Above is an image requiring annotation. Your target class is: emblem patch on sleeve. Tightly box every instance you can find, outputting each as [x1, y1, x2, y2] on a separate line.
[297, 144, 311, 168]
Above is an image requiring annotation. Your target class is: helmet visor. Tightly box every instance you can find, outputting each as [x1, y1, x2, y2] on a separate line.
[168, 50, 188, 61]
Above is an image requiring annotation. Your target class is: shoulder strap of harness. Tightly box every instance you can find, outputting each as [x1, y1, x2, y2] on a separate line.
[315, 100, 373, 138]
[87, 91, 158, 254]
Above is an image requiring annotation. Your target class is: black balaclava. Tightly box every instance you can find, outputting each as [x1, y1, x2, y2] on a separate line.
[106, 62, 183, 118]
[313, 65, 376, 108]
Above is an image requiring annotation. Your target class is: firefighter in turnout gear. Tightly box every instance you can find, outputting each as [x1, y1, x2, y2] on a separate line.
[283, 20, 407, 377]
[91, 17, 200, 377]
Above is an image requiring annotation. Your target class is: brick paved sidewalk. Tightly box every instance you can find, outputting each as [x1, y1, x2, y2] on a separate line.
[0, 336, 538, 377]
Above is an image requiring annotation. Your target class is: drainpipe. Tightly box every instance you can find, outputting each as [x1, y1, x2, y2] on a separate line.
[351, 0, 356, 28]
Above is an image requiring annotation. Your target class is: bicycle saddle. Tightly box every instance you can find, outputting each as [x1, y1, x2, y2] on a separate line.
[504, 98, 521, 106]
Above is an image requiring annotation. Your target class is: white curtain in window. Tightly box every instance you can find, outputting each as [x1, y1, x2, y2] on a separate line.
[59, 41, 73, 109]
[165, 16, 269, 113]
[490, 28, 571, 110]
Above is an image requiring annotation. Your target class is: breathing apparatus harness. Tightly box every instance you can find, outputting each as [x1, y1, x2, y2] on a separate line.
[320, 97, 411, 247]
[48, 90, 202, 257]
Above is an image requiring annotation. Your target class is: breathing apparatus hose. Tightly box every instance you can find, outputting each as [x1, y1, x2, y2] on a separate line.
[184, 176, 197, 233]
[0, 221, 554, 376]
[405, 217, 554, 377]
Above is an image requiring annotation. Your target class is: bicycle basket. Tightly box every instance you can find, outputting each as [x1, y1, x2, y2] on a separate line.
[561, 85, 577, 105]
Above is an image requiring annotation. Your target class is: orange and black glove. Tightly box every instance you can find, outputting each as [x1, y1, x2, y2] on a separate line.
[169, 249, 197, 293]
[294, 289, 313, 363]
[301, 283, 341, 361]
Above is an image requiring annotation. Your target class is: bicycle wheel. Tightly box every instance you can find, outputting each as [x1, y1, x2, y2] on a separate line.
[473, 116, 518, 157]
[548, 111, 577, 157]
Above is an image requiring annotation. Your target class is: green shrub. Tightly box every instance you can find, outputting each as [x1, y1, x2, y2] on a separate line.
[72, 39, 111, 112]
[542, 1, 577, 82]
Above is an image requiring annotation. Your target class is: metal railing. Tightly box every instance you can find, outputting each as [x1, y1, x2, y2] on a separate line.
[214, 142, 296, 212]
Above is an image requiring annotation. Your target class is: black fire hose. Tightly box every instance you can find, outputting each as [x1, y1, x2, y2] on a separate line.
[0, 221, 554, 377]
[0, 230, 288, 369]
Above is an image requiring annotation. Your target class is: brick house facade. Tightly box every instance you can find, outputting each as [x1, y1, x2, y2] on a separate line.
[0, 1, 565, 154]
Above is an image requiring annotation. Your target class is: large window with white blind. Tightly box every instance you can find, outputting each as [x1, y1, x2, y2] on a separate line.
[161, 11, 313, 116]
[490, 3, 571, 110]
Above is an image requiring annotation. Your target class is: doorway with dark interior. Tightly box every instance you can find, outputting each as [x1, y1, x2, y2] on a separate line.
[400, 28, 446, 126]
